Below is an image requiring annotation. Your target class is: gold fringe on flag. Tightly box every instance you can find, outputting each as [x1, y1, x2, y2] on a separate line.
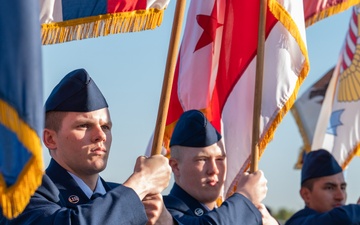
[163, 120, 176, 158]
[290, 106, 311, 170]
[225, 0, 310, 198]
[41, 8, 165, 45]
[305, 0, 360, 27]
[342, 143, 360, 169]
[290, 106, 311, 169]
[259, 0, 310, 165]
[0, 99, 44, 219]
[290, 106, 312, 154]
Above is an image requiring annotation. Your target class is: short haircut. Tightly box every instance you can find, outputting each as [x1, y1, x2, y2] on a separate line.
[301, 177, 318, 191]
[170, 145, 182, 160]
[45, 111, 68, 132]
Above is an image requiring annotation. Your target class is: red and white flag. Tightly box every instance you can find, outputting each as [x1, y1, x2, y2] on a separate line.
[312, 5, 360, 168]
[303, 0, 360, 26]
[163, 0, 309, 197]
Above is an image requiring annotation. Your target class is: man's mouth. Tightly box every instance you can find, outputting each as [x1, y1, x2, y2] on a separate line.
[207, 180, 218, 186]
[91, 147, 106, 154]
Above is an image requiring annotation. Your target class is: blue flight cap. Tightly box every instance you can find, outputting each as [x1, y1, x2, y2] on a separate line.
[301, 149, 343, 185]
[170, 110, 222, 147]
[45, 68, 108, 112]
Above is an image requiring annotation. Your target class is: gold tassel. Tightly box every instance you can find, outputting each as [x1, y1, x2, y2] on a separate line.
[260, 0, 310, 157]
[342, 143, 360, 169]
[41, 8, 165, 45]
[305, 0, 360, 27]
[290, 106, 312, 152]
[290, 107, 311, 169]
[0, 99, 44, 219]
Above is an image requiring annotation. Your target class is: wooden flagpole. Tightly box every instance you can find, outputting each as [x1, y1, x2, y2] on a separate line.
[151, 0, 186, 155]
[250, 0, 267, 172]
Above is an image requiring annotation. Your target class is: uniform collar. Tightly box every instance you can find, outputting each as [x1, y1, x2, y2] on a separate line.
[46, 159, 109, 206]
[169, 183, 210, 216]
[68, 172, 106, 199]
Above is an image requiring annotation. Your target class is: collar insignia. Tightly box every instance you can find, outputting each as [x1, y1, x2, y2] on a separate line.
[68, 195, 80, 204]
[194, 208, 204, 216]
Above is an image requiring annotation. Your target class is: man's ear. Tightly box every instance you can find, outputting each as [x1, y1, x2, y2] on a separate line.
[169, 158, 180, 176]
[43, 128, 57, 150]
[300, 187, 311, 205]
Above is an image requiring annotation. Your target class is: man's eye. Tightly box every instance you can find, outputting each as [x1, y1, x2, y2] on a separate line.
[102, 125, 111, 130]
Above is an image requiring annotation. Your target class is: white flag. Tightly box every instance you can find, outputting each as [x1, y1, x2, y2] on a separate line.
[312, 5, 360, 168]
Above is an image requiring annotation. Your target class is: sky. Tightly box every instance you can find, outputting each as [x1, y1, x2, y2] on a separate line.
[41, 1, 360, 212]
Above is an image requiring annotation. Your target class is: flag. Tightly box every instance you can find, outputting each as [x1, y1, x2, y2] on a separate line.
[40, 0, 170, 45]
[291, 67, 334, 169]
[304, 0, 360, 26]
[163, 0, 309, 197]
[0, 0, 44, 219]
[311, 5, 360, 168]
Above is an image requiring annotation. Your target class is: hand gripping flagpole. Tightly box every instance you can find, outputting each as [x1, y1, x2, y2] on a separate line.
[151, 0, 186, 155]
[250, 0, 267, 173]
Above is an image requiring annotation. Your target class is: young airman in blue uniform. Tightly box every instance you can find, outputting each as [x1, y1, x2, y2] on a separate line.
[0, 69, 174, 225]
[285, 149, 360, 225]
[164, 110, 278, 224]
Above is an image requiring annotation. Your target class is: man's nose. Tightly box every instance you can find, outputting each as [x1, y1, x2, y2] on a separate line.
[334, 187, 346, 202]
[92, 126, 106, 142]
[207, 159, 219, 175]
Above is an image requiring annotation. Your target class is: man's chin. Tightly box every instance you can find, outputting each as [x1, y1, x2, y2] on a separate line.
[203, 189, 221, 199]
[91, 160, 107, 172]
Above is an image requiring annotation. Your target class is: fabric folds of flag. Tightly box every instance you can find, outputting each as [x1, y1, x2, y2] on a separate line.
[163, 0, 309, 197]
[291, 67, 334, 169]
[304, 0, 360, 27]
[0, 1, 44, 219]
[312, 5, 360, 168]
[40, 0, 170, 45]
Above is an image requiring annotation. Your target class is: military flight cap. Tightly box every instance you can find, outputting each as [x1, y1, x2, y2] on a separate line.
[301, 149, 343, 185]
[45, 68, 108, 113]
[170, 109, 221, 148]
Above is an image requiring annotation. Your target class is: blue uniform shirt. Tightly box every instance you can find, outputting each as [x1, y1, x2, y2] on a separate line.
[285, 205, 360, 225]
[0, 159, 148, 225]
[164, 183, 263, 225]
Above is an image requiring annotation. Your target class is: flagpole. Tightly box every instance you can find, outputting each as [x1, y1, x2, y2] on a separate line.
[250, 0, 267, 173]
[151, 0, 186, 155]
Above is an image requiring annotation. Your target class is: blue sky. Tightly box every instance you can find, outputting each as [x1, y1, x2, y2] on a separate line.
[41, 2, 359, 211]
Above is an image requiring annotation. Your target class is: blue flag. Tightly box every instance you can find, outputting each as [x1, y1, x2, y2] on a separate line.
[0, 0, 44, 219]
